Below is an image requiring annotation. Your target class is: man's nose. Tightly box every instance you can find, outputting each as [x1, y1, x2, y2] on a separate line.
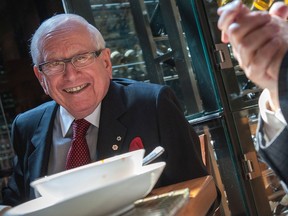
[63, 62, 79, 78]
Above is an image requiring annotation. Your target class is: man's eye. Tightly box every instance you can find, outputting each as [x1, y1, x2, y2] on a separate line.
[46, 61, 62, 68]
[75, 55, 89, 63]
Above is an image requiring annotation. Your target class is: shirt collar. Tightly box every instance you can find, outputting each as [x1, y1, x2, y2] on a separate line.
[59, 103, 101, 137]
[259, 89, 286, 125]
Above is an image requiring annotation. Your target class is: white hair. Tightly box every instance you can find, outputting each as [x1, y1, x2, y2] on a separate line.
[30, 13, 106, 65]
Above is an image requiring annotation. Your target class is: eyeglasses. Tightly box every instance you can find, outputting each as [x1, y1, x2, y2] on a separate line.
[38, 50, 103, 76]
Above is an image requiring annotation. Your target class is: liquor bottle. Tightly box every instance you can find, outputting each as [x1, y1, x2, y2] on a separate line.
[251, 0, 274, 11]
[217, 0, 274, 10]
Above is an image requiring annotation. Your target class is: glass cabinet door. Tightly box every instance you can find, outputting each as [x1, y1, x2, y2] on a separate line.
[187, 0, 287, 215]
[61, 0, 222, 118]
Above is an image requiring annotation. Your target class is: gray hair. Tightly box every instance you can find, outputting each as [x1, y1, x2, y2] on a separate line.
[30, 13, 106, 65]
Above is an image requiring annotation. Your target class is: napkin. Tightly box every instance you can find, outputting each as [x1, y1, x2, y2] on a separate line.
[129, 137, 144, 151]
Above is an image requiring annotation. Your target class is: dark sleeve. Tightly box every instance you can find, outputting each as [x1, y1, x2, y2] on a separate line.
[155, 86, 208, 187]
[279, 51, 288, 124]
[2, 115, 30, 206]
[257, 118, 288, 187]
[256, 52, 288, 188]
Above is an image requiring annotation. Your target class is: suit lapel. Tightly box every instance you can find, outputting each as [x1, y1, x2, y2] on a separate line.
[97, 81, 127, 159]
[27, 81, 129, 178]
[29, 102, 58, 182]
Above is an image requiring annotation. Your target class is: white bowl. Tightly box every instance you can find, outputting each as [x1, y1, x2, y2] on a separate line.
[31, 149, 145, 200]
[5, 162, 166, 216]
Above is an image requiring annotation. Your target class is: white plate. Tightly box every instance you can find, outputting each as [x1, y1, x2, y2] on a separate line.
[31, 149, 145, 200]
[4, 162, 166, 216]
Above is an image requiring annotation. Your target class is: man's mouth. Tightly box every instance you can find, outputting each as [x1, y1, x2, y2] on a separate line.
[64, 83, 89, 93]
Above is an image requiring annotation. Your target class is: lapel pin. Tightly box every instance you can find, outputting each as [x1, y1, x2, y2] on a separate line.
[112, 144, 119, 151]
[116, 136, 122, 141]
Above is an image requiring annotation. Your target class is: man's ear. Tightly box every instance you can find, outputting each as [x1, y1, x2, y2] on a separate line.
[102, 48, 113, 78]
[33, 65, 48, 95]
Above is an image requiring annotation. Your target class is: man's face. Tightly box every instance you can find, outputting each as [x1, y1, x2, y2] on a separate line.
[34, 23, 112, 119]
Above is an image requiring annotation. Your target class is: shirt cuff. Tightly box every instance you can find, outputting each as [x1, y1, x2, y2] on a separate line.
[259, 89, 287, 143]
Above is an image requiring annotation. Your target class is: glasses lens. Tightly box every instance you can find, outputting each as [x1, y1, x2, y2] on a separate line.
[41, 61, 64, 75]
[39, 50, 102, 75]
[72, 53, 95, 68]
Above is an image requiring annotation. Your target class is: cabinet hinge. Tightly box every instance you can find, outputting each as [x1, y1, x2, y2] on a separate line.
[242, 151, 261, 180]
[214, 43, 233, 69]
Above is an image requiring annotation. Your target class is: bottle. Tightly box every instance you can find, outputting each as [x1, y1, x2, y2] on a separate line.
[217, 0, 273, 11]
[251, 0, 274, 11]
[242, 0, 254, 9]
[217, 0, 232, 7]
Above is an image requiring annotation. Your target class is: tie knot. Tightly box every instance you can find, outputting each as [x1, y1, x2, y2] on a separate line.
[72, 119, 90, 138]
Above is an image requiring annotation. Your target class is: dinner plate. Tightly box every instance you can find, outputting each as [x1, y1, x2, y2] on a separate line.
[31, 149, 145, 200]
[4, 162, 166, 216]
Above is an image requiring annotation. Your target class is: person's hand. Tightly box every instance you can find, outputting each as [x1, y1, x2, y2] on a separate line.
[217, 1, 288, 111]
[217, 1, 285, 90]
[217, 0, 250, 43]
[269, 2, 288, 19]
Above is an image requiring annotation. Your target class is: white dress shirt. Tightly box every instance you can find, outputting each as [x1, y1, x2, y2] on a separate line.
[47, 104, 101, 175]
[259, 89, 287, 146]
[258, 89, 288, 193]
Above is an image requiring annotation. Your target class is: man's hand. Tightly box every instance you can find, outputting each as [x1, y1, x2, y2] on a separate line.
[217, 1, 288, 110]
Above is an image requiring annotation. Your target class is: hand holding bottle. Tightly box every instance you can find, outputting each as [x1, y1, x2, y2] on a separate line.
[217, 1, 288, 111]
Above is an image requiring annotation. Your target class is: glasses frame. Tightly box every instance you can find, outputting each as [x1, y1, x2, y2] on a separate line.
[38, 50, 103, 76]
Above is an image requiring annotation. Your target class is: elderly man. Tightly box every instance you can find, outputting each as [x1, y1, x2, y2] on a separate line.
[2, 13, 207, 206]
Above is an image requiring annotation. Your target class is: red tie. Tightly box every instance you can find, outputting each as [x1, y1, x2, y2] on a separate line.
[66, 119, 91, 170]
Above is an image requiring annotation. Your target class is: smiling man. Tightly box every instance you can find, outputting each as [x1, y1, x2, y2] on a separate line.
[1, 13, 207, 207]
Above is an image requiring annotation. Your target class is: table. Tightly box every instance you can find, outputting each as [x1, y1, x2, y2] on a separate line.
[0, 176, 218, 216]
[149, 175, 218, 216]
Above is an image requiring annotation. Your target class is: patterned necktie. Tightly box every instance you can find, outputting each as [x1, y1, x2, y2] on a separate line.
[66, 119, 91, 170]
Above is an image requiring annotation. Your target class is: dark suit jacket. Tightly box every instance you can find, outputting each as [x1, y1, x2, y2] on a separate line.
[2, 78, 207, 206]
[256, 53, 288, 189]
